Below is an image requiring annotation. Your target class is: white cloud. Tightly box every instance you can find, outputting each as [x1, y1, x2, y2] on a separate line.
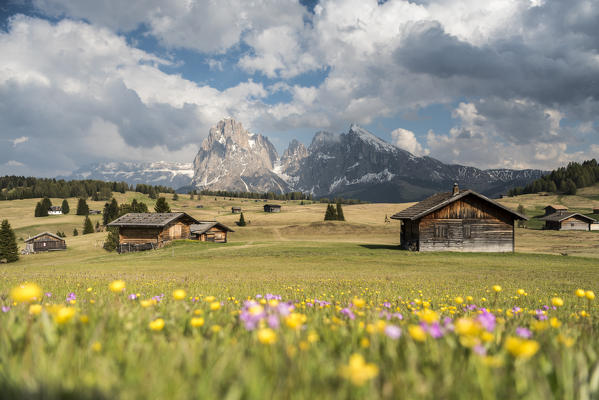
[390, 128, 428, 156]
[12, 136, 29, 147]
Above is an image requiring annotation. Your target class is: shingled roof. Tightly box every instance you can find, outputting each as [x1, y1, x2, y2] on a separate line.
[540, 212, 596, 223]
[25, 232, 65, 242]
[545, 204, 568, 210]
[391, 189, 527, 221]
[190, 221, 234, 234]
[107, 213, 199, 227]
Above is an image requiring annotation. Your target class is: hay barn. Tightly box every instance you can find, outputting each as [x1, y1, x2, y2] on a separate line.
[231, 206, 241, 214]
[48, 206, 62, 215]
[540, 212, 596, 231]
[25, 232, 66, 253]
[190, 221, 234, 243]
[264, 204, 281, 213]
[391, 184, 527, 252]
[544, 205, 568, 216]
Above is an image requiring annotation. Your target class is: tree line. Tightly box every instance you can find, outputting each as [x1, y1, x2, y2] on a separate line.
[197, 189, 312, 201]
[508, 159, 599, 197]
[0, 176, 173, 201]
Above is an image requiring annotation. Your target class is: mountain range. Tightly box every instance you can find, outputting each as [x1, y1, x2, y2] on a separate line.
[63, 118, 546, 202]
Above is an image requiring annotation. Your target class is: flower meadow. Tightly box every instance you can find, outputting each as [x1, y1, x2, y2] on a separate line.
[1, 279, 598, 399]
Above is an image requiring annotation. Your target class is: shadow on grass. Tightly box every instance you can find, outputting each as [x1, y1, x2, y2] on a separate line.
[359, 244, 402, 251]
[0, 383, 108, 400]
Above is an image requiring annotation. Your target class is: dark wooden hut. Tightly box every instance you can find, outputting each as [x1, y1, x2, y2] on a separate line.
[25, 232, 66, 253]
[540, 212, 596, 231]
[231, 206, 242, 214]
[107, 212, 199, 253]
[544, 205, 568, 216]
[593, 208, 599, 214]
[391, 184, 527, 252]
[264, 204, 281, 213]
[190, 221, 234, 243]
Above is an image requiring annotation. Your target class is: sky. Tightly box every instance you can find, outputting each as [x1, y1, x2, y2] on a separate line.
[1, 0, 598, 177]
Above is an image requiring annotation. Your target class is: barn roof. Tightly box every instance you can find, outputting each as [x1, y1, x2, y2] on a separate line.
[107, 212, 199, 228]
[540, 212, 596, 223]
[264, 204, 281, 208]
[391, 189, 528, 221]
[25, 232, 65, 242]
[545, 204, 568, 210]
[190, 221, 234, 234]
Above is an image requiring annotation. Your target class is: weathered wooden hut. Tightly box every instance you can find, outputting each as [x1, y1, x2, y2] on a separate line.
[540, 212, 596, 231]
[593, 208, 599, 214]
[264, 204, 281, 213]
[25, 232, 66, 253]
[190, 221, 234, 243]
[544, 205, 568, 216]
[107, 212, 199, 253]
[231, 207, 242, 214]
[391, 184, 527, 252]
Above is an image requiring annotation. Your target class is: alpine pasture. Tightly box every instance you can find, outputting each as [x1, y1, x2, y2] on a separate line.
[1, 190, 599, 399]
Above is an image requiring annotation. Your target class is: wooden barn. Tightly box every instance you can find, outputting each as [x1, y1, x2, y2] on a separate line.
[25, 232, 66, 253]
[190, 221, 234, 242]
[107, 212, 200, 253]
[231, 206, 242, 214]
[593, 208, 599, 214]
[264, 204, 281, 213]
[544, 205, 568, 216]
[540, 212, 596, 231]
[391, 184, 527, 252]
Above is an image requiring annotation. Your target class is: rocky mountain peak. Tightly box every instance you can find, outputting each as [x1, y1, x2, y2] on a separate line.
[279, 139, 308, 177]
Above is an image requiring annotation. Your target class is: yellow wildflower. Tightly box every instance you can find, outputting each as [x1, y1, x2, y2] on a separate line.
[551, 297, 564, 307]
[454, 296, 464, 305]
[360, 337, 370, 348]
[418, 309, 439, 324]
[557, 334, 575, 347]
[408, 325, 427, 342]
[54, 307, 76, 324]
[149, 318, 165, 331]
[257, 328, 277, 344]
[307, 331, 319, 343]
[172, 289, 186, 300]
[79, 315, 89, 324]
[492, 285, 502, 293]
[505, 336, 539, 359]
[109, 280, 125, 293]
[140, 299, 156, 308]
[10, 283, 42, 303]
[91, 341, 102, 352]
[190, 317, 204, 327]
[29, 304, 42, 315]
[285, 313, 306, 330]
[585, 291, 595, 301]
[340, 354, 379, 386]
[517, 289, 525, 296]
[210, 301, 221, 311]
[550, 317, 562, 328]
[575, 288, 586, 298]
[86, 287, 93, 293]
[352, 297, 366, 308]
[204, 296, 216, 303]
[211, 325, 221, 333]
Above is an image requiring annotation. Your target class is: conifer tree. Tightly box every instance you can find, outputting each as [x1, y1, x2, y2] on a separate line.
[103, 227, 119, 252]
[154, 197, 171, 213]
[76, 198, 89, 215]
[0, 219, 19, 263]
[189, 191, 194, 200]
[324, 204, 338, 221]
[336, 203, 345, 221]
[73, 228, 78, 236]
[34, 202, 43, 217]
[102, 198, 119, 225]
[237, 212, 246, 226]
[173, 193, 179, 201]
[61, 199, 70, 214]
[82, 216, 94, 234]
[41, 197, 52, 212]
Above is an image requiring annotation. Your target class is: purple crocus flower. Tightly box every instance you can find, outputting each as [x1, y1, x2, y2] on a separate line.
[66, 292, 76, 302]
[128, 293, 137, 300]
[473, 345, 487, 355]
[265, 294, 281, 300]
[255, 294, 262, 299]
[152, 294, 165, 302]
[277, 302, 294, 316]
[45, 292, 52, 298]
[466, 304, 477, 311]
[384, 325, 401, 339]
[425, 322, 444, 339]
[1, 306, 9, 313]
[535, 309, 548, 320]
[512, 306, 521, 314]
[516, 327, 532, 338]
[383, 302, 391, 308]
[267, 314, 280, 329]
[340, 307, 355, 320]
[393, 312, 404, 320]
[477, 310, 496, 332]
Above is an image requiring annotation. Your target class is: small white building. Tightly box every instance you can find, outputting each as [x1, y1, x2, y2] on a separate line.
[48, 206, 62, 215]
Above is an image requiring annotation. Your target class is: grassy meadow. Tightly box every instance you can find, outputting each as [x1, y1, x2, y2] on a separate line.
[1, 189, 599, 399]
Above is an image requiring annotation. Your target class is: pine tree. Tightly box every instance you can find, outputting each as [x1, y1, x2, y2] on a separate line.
[61, 199, 70, 214]
[324, 204, 338, 221]
[76, 198, 89, 215]
[41, 197, 52, 213]
[34, 202, 43, 217]
[237, 212, 246, 226]
[565, 179, 577, 195]
[516, 204, 526, 228]
[149, 187, 157, 200]
[0, 219, 19, 263]
[103, 227, 119, 252]
[82, 216, 94, 234]
[189, 191, 194, 200]
[336, 203, 345, 221]
[173, 193, 179, 201]
[95, 221, 100, 232]
[154, 197, 171, 213]
[73, 228, 78, 236]
[102, 198, 119, 225]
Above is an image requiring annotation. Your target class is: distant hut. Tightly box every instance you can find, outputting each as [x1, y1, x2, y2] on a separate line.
[89, 210, 102, 215]
[107, 212, 200, 253]
[48, 206, 62, 215]
[544, 205, 568, 216]
[391, 184, 527, 252]
[264, 204, 281, 213]
[231, 206, 242, 214]
[593, 207, 599, 214]
[25, 232, 66, 253]
[190, 221, 234, 243]
[540, 212, 596, 231]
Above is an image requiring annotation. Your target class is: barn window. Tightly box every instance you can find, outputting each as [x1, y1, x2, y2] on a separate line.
[434, 224, 448, 239]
